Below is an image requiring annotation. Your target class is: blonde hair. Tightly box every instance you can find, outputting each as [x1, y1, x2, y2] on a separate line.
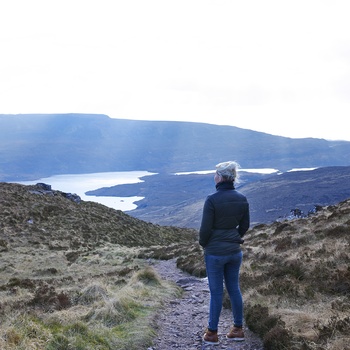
[216, 161, 240, 182]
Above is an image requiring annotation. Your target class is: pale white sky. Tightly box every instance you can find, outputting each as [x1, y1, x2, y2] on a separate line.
[1, 0, 350, 140]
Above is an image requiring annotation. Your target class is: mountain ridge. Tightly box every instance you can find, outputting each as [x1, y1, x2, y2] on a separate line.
[1, 113, 350, 181]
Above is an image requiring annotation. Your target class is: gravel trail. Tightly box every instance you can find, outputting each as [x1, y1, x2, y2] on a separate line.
[148, 259, 264, 350]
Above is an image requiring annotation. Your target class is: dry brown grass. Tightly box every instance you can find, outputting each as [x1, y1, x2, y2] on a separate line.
[0, 183, 186, 349]
[0, 243, 181, 349]
[236, 199, 350, 349]
[176, 199, 350, 349]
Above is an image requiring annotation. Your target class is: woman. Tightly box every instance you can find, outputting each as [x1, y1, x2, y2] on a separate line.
[199, 161, 250, 344]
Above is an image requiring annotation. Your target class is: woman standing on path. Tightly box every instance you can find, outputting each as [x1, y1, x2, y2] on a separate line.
[199, 161, 250, 345]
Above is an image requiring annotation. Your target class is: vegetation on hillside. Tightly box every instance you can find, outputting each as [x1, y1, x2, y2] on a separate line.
[1, 182, 349, 349]
[0, 183, 194, 349]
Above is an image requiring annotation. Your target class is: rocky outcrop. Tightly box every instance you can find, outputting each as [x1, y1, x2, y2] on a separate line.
[29, 183, 81, 203]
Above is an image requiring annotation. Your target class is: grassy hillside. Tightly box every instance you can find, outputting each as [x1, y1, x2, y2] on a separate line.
[1, 182, 349, 349]
[240, 201, 350, 349]
[0, 182, 196, 349]
[175, 200, 350, 349]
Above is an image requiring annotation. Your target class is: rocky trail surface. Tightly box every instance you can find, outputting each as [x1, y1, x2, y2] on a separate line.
[149, 259, 264, 350]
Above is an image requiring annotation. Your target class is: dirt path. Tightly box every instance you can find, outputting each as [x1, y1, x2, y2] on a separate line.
[148, 258, 264, 350]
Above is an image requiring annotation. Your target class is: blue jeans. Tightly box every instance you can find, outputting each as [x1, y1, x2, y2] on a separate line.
[205, 251, 243, 331]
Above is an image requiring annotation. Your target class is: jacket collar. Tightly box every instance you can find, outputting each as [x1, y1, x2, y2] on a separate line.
[216, 181, 235, 190]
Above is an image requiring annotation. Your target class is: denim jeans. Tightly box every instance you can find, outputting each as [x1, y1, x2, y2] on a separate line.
[205, 251, 243, 331]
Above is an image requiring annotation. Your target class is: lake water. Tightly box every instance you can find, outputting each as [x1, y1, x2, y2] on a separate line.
[17, 171, 156, 211]
[16, 168, 315, 211]
[174, 168, 280, 175]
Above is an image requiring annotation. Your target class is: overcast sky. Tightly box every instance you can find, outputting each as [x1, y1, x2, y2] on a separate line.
[1, 0, 350, 141]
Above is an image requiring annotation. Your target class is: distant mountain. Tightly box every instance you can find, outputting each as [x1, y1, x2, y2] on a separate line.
[1, 113, 350, 181]
[87, 166, 350, 227]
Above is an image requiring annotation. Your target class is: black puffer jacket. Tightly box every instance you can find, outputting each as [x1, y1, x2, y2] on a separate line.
[199, 181, 250, 255]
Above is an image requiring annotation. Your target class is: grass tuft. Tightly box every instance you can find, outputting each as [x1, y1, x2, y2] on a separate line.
[131, 266, 161, 286]
[78, 284, 108, 305]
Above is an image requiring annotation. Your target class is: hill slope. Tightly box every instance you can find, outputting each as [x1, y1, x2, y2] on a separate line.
[0, 182, 196, 249]
[239, 199, 350, 349]
[174, 198, 350, 349]
[0, 182, 197, 349]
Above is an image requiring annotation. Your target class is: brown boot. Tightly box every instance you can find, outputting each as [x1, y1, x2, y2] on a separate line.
[226, 326, 244, 341]
[203, 329, 219, 344]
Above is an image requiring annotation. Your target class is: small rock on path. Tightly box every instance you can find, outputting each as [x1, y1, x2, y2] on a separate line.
[148, 258, 264, 350]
